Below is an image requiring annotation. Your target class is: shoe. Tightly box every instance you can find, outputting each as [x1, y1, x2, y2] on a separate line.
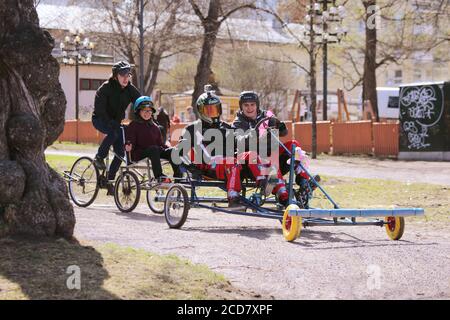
[228, 197, 246, 211]
[94, 156, 106, 170]
[106, 183, 115, 196]
[277, 191, 289, 208]
[157, 175, 172, 183]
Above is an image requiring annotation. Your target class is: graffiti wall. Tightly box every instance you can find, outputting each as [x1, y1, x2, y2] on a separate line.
[399, 82, 450, 159]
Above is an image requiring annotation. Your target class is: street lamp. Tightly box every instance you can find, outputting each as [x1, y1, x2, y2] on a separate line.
[300, 1, 347, 120]
[60, 28, 94, 144]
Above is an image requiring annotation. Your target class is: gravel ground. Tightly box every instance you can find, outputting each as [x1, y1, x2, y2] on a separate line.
[74, 204, 450, 300]
[53, 147, 450, 299]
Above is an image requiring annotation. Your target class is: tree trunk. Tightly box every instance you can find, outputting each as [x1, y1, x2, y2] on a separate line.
[309, 1, 317, 159]
[192, 27, 219, 106]
[0, 0, 75, 239]
[363, 0, 379, 122]
[191, 0, 221, 107]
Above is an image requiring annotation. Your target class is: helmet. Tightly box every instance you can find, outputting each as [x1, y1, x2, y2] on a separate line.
[239, 91, 259, 109]
[195, 90, 222, 125]
[133, 96, 155, 116]
[112, 61, 131, 77]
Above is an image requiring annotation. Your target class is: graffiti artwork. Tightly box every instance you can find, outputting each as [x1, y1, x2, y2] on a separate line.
[399, 83, 449, 152]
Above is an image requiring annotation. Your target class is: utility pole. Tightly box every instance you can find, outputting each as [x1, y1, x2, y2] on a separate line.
[139, 0, 145, 93]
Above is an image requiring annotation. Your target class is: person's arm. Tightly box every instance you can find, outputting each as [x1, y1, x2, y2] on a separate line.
[94, 84, 110, 123]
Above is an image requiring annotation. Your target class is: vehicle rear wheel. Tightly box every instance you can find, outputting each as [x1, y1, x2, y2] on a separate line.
[68, 156, 99, 207]
[114, 171, 141, 213]
[164, 184, 189, 229]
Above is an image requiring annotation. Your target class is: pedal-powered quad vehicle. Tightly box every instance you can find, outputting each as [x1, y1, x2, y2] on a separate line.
[63, 125, 171, 214]
[152, 116, 424, 242]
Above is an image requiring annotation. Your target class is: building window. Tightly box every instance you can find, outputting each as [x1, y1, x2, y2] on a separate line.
[80, 79, 106, 91]
[394, 70, 402, 84]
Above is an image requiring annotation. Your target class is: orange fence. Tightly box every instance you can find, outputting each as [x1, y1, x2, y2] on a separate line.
[332, 121, 373, 154]
[58, 120, 400, 157]
[58, 120, 105, 144]
[373, 122, 399, 156]
[293, 121, 331, 153]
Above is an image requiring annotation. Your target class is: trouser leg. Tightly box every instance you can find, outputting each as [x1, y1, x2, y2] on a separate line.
[142, 146, 163, 178]
[107, 130, 124, 181]
[160, 147, 182, 178]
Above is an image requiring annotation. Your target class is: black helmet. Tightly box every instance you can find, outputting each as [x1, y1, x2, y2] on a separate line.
[239, 91, 259, 109]
[195, 86, 222, 124]
[112, 61, 131, 77]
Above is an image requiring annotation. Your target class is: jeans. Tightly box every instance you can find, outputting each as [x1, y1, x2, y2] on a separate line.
[92, 116, 124, 181]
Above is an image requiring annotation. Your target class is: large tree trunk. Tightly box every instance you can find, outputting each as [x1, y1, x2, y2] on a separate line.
[192, 27, 219, 106]
[191, 0, 221, 107]
[0, 0, 75, 239]
[363, 0, 379, 122]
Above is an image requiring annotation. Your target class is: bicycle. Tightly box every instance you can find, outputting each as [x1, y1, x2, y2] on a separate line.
[64, 125, 171, 213]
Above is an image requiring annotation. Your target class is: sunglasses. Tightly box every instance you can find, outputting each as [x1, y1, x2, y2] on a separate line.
[140, 109, 153, 113]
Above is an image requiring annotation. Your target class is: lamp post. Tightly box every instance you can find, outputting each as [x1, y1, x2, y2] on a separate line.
[303, 1, 346, 121]
[60, 28, 94, 144]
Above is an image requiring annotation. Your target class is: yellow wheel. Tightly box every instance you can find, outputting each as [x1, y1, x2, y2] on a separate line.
[385, 216, 405, 240]
[282, 204, 302, 242]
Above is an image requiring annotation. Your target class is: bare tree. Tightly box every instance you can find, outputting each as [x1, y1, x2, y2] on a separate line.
[94, 0, 192, 95]
[188, 0, 258, 105]
[0, 0, 75, 238]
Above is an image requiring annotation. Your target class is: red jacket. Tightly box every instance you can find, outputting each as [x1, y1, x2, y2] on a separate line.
[125, 120, 164, 162]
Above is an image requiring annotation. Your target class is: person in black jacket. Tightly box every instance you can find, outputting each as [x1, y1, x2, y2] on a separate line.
[171, 86, 289, 208]
[92, 61, 140, 194]
[232, 91, 309, 186]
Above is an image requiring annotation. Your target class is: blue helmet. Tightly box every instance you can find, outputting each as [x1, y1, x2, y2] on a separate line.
[133, 96, 155, 115]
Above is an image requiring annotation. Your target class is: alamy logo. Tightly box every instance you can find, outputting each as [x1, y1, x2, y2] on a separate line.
[367, 265, 381, 290]
[366, 5, 381, 30]
[66, 265, 81, 290]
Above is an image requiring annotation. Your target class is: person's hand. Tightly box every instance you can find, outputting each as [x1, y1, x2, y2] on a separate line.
[267, 117, 281, 128]
[124, 141, 132, 152]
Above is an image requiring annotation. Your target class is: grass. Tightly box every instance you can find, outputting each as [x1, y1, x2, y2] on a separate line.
[0, 236, 250, 300]
[46, 154, 450, 224]
[310, 175, 450, 224]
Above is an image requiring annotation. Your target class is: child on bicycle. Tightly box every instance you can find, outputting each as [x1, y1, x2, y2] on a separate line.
[124, 96, 176, 182]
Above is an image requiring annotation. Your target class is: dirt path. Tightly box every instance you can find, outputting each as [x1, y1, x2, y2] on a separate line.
[74, 204, 450, 299]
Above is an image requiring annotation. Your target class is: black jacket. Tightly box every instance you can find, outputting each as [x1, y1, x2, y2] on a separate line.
[92, 78, 141, 124]
[232, 109, 287, 154]
[174, 120, 235, 165]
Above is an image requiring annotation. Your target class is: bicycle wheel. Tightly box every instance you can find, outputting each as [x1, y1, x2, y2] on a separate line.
[68, 156, 100, 207]
[146, 185, 167, 214]
[164, 184, 189, 229]
[114, 171, 141, 213]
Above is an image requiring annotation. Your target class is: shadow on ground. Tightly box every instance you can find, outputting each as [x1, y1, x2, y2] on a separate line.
[0, 235, 117, 299]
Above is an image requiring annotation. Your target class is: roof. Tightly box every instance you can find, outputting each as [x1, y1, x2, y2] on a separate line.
[36, 4, 299, 45]
[172, 88, 240, 98]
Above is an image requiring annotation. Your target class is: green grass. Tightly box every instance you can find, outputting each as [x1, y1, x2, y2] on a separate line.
[0, 237, 249, 300]
[46, 154, 78, 172]
[310, 175, 450, 224]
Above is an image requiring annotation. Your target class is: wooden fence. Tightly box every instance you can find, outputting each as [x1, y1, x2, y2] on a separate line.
[58, 120, 400, 157]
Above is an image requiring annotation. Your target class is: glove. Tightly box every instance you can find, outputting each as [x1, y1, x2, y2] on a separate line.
[278, 122, 288, 137]
[267, 117, 281, 128]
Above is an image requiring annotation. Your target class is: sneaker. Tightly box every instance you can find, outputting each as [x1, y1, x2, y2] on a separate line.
[157, 175, 172, 184]
[277, 191, 289, 208]
[228, 197, 246, 211]
[94, 156, 106, 170]
[106, 183, 115, 196]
